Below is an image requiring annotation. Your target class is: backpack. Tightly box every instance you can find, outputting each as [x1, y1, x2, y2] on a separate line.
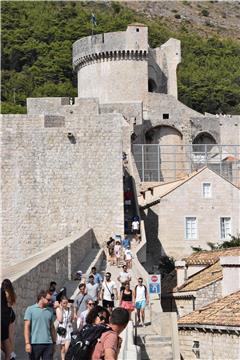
[65, 323, 111, 360]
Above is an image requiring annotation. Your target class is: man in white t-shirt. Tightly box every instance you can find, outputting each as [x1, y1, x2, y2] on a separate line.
[101, 272, 118, 313]
[117, 265, 131, 290]
[134, 277, 149, 327]
[132, 219, 140, 242]
[86, 274, 100, 304]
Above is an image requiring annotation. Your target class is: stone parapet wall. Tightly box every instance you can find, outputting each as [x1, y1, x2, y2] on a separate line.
[1, 229, 96, 341]
[178, 329, 240, 360]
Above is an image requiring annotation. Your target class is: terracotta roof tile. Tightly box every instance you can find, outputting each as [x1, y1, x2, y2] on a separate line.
[184, 247, 240, 265]
[177, 261, 222, 292]
[178, 290, 240, 327]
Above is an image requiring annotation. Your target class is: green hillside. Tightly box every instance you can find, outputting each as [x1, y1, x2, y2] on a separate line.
[1, 1, 240, 115]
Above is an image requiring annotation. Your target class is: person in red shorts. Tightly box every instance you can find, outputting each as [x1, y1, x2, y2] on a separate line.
[119, 282, 134, 319]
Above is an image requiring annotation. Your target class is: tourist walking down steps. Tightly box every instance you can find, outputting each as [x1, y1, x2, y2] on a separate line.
[101, 272, 118, 313]
[73, 283, 93, 329]
[134, 277, 149, 327]
[24, 290, 56, 360]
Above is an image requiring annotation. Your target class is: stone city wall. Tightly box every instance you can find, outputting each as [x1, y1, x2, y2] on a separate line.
[1, 101, 124, 268]
[178, 329, 240, 360]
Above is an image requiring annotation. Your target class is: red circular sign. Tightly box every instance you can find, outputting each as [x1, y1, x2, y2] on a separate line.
[151, 275, 158, 282]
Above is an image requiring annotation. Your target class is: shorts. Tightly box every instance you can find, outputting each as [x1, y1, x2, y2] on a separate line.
[132, 229, 139, 235]
[102, 299, 114, 309]
[121, 301, 134, 312]
[135, 300, 146, 309]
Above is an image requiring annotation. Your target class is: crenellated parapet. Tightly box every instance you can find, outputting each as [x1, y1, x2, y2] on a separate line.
[73, 49, 148, 70]
[73, 24, 148, 68]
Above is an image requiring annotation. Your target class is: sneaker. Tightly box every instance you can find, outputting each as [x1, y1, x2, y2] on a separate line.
[141, 322, 146, 327]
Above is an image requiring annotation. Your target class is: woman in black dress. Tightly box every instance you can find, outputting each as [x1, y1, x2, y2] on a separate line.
[2, 279, 16, 360]
[1, 288, 12, 360]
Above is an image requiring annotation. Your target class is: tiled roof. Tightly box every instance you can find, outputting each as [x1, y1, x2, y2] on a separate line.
[177, 261, 222, 292]
[162, 262, 222, 295]
[139, 167, 206, 199]
[178, 290, 240, 327]
[184, 247, 240, 265]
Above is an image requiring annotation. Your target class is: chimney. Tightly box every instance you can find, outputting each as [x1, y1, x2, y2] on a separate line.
[220, 256, 240, 296]
[175, 260, 187, 287]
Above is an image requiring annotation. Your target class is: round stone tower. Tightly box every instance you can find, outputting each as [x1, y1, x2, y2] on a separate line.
[73, 24, 148, 103]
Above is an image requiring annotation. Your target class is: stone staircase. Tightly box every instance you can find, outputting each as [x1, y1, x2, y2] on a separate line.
[138, 335, 173, 360]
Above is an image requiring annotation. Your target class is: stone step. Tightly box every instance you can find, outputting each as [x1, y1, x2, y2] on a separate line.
[144, 349, 173, 359]
[144, 335, 172, 343]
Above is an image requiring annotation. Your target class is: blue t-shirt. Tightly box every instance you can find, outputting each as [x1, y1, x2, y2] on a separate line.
[122, 238, 130, 249]
[24, 304, 54, 344]
[93, 273, 102, 285]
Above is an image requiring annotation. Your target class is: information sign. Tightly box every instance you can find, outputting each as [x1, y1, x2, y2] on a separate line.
[148, 274, 161, 295]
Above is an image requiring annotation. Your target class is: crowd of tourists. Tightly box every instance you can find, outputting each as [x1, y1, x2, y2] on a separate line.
[1, 226, 149, 360]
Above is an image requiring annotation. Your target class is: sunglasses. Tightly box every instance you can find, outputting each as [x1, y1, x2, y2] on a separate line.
[88, 303, 95, 306]
[98, 315, 106, 321]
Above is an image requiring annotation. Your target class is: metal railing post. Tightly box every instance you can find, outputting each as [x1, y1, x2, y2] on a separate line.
[141, 145, 144, 182]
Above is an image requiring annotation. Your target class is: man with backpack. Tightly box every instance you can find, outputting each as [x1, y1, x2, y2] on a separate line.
[91, 307, 129, 360]
[65, 307, 129, 360]
[133, 277, 149, 327]
[101, 272, 118, 313]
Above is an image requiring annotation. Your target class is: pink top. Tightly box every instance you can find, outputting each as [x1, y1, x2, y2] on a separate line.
[91, 330, 121, 360]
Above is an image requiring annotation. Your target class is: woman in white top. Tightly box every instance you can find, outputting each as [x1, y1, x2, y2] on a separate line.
[56, 296, 73, 360]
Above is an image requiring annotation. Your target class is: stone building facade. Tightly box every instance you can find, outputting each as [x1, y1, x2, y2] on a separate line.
[140, 167, 240, 259]
[1, 24, 239, 269]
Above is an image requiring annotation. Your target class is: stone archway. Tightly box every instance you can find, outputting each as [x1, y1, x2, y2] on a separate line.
[144, 125, 185, 181]
[192, 132, 217, 153]
[145, 125, 183, 145]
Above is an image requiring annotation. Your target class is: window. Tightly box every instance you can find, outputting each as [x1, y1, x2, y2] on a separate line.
[163, 113, 169, 119]
[202, 182, 212, 198]
[192, 341, 200, 359]
[220, 217, 231, 240]
[185, 217, 197, 240]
